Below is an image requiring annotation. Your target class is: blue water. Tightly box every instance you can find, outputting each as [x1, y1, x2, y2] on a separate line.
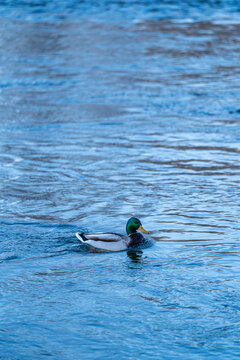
[1, 1, 240, 359]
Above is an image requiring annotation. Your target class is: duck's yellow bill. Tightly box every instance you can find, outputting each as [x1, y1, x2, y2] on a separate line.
[138, 225, 148, 234]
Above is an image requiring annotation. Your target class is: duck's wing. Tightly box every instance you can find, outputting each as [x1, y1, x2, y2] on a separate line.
[82, 232, 128, 242]
[76, 232, 128, 252]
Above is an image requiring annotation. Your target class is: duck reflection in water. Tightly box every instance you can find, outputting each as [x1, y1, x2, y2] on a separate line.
[127, 250, 143, 263]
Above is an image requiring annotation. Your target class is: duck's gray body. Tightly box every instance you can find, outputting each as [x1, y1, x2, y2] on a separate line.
[76, 231, 144, 252]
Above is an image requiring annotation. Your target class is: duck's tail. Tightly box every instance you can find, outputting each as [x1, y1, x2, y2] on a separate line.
[76, 232, 88, 242]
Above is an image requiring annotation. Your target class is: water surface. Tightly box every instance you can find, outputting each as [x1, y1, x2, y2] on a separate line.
[0, 1, 240, 359]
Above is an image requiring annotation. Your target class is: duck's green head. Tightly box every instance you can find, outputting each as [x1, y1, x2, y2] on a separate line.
[126, 217, 148, 235]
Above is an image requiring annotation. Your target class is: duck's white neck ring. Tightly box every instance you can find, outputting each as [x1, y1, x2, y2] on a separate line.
[128, 232, 137, 237]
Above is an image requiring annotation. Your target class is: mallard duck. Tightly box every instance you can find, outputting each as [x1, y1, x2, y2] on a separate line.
[76, 217, 148, 252]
